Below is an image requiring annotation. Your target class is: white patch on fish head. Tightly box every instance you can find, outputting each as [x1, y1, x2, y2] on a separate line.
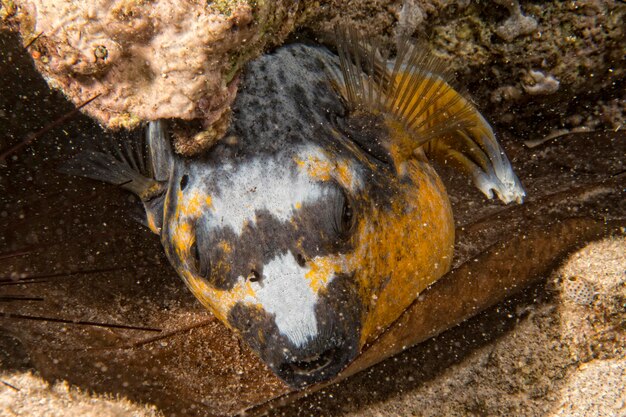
[243, 252, 321, 348]
[202, 150, 329, 236]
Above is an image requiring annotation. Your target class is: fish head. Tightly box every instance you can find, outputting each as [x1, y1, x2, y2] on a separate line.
[62, 33, 518, 387]
[161, 124, 455, 387]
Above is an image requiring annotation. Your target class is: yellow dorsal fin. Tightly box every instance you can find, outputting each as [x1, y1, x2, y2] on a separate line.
[330, 26, 475, 146]
[328, 26, 525, 204]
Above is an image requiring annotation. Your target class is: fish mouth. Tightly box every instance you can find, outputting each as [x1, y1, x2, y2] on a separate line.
[229, 300, 361, 388]
[274, 337, 358, 388]
[227, 272, 363, 387]
[285, 347, 338, 375]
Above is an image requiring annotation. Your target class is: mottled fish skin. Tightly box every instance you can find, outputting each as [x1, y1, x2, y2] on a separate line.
[66, 39, 521, 387]
[150, 44, 454, 387]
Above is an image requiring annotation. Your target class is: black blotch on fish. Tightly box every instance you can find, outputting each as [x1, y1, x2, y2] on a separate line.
[180, 174, 189, 191]
[335, 112, 394, 167]
[194, 192, 357, 291]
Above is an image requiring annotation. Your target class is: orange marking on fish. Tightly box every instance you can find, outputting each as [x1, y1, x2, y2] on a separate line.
[218, 240, 232, 254]
[346, 153, 455, 346]
[182, 269, 261, 326]
[305, 255, 347, 294]
[297, 153, 360, 191]
[335, 160, 356, 190]
[182, 190, 203, 217]
[171, 221, 194, 261]
[296, 155, 332, 181]
[146, 210, 161, 234]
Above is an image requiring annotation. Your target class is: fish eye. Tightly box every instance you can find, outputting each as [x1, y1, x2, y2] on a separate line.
[342, 199, 353, 231]
[332, 189, 356, 240]
[189, 239, 211, 279]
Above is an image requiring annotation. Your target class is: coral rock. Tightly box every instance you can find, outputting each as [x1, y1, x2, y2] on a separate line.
[2, 0, 625, 154]
[3, 0, 308, 153]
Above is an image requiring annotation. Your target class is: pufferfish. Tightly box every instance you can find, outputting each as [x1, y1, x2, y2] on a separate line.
[66, 29, 524, 388]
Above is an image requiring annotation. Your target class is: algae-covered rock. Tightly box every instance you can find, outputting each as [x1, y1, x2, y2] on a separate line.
[1, 0, 311, 154]
[2, 0, 625, 154]
[307, 0, 626, 139]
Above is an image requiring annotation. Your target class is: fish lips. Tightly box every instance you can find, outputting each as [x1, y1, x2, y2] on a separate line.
[227, 273, 362, 388]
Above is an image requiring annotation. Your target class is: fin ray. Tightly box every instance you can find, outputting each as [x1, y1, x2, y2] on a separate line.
[61, 148, 155, 197]
[146, 120, 174, 183]
[329, 26, 525, 204]
[61, 128, 166, 201]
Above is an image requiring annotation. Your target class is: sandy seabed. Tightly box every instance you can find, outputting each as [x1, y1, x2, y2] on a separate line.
[1, 237, 624, 417]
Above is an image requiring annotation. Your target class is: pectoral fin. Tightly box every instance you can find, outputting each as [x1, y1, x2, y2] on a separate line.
[60, 122, 172, 234]
[61, 136, 162, 202]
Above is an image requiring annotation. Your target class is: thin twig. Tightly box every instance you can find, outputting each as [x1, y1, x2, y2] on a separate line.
[0, 279, 49, 286]
[0, 312, 162, 333]
[0, 266, 128, 283]
[0, 295, 44, 302]
[24, 32, 44, 49]
[0, 94, 100, 162]
[128, 318, 215, 348]
[0, 248, 35, 261]
[1, 380, 20, 391]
